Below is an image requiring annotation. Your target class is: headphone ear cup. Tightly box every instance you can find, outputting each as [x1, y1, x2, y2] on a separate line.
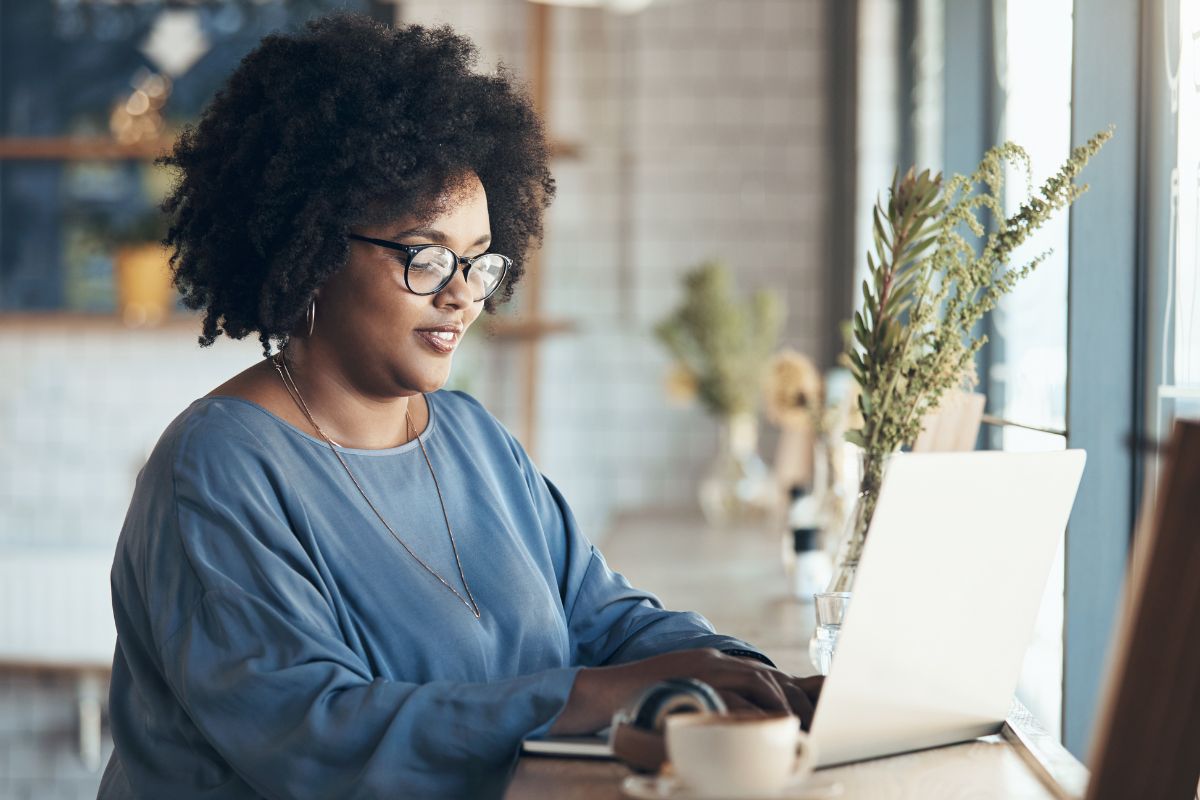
[630, 678, 727, 730]
[609, 678, 727, 774]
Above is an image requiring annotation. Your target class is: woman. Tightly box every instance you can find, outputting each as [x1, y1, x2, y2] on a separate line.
[100, 13, 819, 800]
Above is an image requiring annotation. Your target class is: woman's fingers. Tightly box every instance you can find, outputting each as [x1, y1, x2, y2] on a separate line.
[682, 652, 792, 714]
[716, 691, 766, 715]
[709, 658, 822, 725]
[781, 682, 816, 729]
[727, 669, 790, 713]
[631, 649, 819, 719]
[795, 674, 824, 705]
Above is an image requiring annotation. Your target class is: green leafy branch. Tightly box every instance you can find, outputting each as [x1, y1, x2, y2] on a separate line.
[847, 128, 1112, 464]
[656, 261, 785, 417]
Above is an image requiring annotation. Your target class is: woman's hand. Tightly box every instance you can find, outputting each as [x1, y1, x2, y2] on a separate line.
[549, 648, 824, 735]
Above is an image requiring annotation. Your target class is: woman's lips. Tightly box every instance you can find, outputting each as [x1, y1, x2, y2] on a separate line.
[415, 329, 459, 354]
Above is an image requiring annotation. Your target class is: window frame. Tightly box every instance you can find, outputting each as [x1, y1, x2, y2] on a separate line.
[1062, 0, 1143, 759]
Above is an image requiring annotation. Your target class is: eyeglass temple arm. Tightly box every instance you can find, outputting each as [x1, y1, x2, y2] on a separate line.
[347, 234, 478, 264]
[347, 234, 507, 279]
[346, 233, 412, 253]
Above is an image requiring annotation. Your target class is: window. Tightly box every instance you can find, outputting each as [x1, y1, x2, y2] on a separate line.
[996, 0, 1074, 742]
[1146, 0, 1200, 487]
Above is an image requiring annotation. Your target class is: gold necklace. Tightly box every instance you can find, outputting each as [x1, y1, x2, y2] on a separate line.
[272, 351, 481, 619]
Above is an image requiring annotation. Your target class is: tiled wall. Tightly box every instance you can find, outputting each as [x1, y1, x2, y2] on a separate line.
[0, 672, 112, 800]
[0, 0, 832, 795]
[0, 328, 263, 549]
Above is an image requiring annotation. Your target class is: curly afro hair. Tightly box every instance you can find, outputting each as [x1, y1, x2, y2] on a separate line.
[160, 12, 555, 355]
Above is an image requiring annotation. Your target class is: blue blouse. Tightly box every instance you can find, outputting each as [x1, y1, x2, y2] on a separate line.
[99, 391, 765, 799]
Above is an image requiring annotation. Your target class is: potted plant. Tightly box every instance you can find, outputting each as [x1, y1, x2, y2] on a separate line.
[106, 208, 174, 326]
[656, 261, 785, 527]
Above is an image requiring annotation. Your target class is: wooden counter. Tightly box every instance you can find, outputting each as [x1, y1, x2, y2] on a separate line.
[506, 511, 1087, 799]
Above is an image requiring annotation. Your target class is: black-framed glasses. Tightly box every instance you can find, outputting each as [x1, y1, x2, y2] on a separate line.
[348, 233, 510, 302]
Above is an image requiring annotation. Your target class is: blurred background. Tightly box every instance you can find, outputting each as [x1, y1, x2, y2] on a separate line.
[0, 0, 1196, 797]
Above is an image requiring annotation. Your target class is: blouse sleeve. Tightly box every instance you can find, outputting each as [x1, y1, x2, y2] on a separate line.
[149, 423, 579, 800]
[547, 479, 772, 667]
[159, 588, 577, 800]
[499, 425, 772, 668]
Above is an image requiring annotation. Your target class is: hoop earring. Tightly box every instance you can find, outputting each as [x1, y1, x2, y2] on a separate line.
[306, 299, 316, 337]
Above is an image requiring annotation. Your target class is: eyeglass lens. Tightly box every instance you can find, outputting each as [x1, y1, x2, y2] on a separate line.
[406, 246, 505, 300]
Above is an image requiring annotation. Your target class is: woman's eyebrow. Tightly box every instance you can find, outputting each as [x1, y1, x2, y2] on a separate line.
[392, 226, 491, 248]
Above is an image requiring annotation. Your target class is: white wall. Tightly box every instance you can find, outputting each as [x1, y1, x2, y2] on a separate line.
[0, 328, 261, 549]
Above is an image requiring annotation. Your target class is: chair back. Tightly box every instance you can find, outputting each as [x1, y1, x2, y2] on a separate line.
[1084, 419, 1200, 800]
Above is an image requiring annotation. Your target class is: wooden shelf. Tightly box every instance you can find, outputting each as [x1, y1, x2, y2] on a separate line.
[0, 136, 173, 161]
[483, 316, 576, 341]
[550, 140, 583, 160]
[0, 311, 200, 332]
[0, 311, 578, 341]
[0, 135, 581, 162]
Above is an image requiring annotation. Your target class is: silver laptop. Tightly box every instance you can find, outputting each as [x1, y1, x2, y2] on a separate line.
[808, 449, 1086, 767]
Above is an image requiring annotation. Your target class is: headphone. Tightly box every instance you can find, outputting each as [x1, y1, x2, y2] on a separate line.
[609, 678, 728, 773]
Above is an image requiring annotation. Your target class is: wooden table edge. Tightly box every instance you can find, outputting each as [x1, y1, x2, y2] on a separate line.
[1002, 700, 1090, 799]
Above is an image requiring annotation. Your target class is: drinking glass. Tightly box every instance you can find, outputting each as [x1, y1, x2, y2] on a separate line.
[812, 592, 852, 675]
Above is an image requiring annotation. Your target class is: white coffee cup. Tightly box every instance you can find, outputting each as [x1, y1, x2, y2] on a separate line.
[665, 712, 816, 798]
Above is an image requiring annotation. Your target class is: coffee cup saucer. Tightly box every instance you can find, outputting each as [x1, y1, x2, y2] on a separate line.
[620, 772, 844, 800]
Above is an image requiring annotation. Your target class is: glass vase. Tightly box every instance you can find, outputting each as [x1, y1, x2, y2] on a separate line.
[808, 446, 891, 671]
[826, 447, 890, 592]
[698, 412, 775, 529]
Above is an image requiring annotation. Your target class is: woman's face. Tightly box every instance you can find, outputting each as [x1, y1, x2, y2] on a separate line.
[313, 172, 491, 398]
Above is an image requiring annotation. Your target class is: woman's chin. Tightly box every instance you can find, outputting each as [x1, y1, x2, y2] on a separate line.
[405, 364, 453, 394]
